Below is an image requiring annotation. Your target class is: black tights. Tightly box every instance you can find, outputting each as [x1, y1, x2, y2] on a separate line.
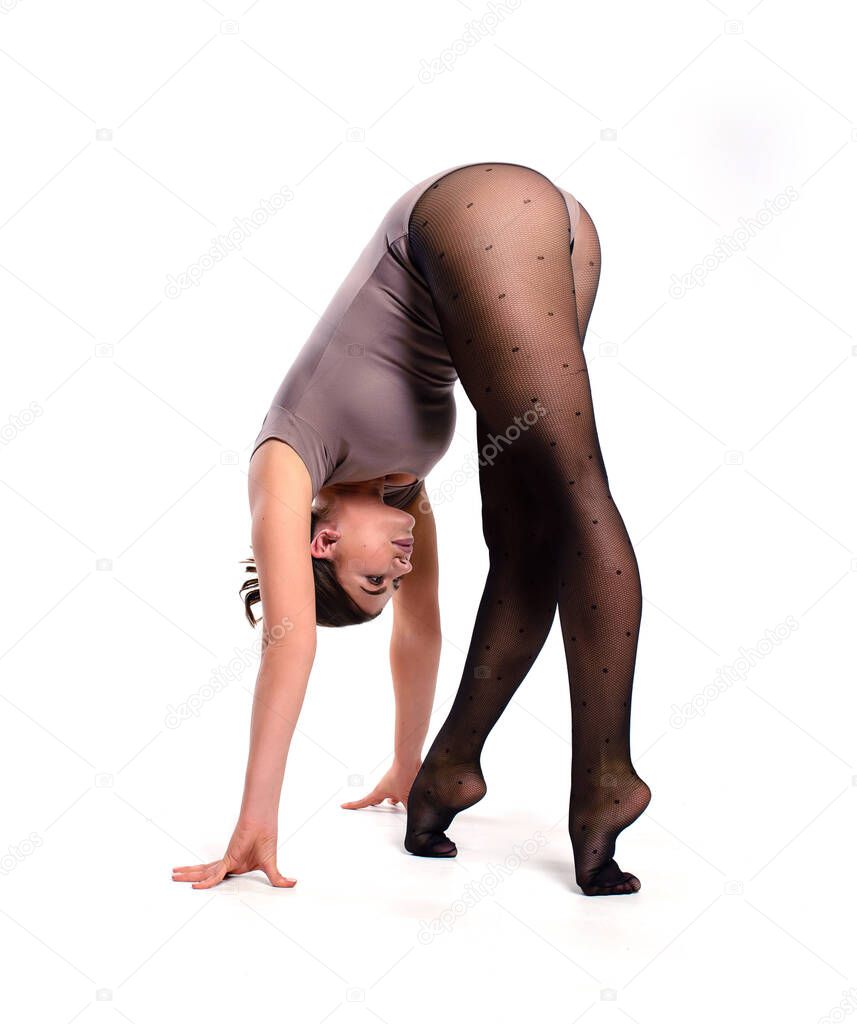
[403, 163, 650, 896]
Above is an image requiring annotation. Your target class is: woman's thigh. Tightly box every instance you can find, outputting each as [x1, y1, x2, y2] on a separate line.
[408, 163, 610, 513]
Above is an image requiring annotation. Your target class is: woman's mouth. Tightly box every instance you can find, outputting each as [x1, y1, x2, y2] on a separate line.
[393, 538, 414, 552]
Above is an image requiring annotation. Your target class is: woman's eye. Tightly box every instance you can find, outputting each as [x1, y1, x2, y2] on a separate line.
[366, 575, 403, 589]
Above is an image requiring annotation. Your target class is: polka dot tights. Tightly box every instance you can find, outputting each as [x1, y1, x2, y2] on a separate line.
[403, 164, 650, 896]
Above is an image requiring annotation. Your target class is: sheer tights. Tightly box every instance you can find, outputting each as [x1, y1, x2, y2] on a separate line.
[403, 164, 650, 896]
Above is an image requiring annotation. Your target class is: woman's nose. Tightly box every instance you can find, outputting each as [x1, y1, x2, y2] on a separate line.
[396, 556, 414, 574]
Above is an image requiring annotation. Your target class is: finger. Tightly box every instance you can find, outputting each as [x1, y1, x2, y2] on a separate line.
[172, 863, 217, 875]
[340, 792, 384, 809]
[261, 858, 297, 888]
[191, 865, 228, 890]
[172, 867, 213, 882]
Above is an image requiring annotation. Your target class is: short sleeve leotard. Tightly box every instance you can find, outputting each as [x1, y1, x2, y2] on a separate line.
[250, 161, 581, 509]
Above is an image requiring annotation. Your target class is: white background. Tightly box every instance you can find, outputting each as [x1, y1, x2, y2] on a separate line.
[1, 1, 855, 1021]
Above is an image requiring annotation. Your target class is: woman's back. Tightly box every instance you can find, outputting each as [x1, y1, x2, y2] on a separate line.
[250, 162, 581, 506]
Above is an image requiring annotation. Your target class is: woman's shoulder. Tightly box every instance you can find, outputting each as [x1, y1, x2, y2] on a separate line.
[250, 404, 334, 500]
[248, 438, 313, 510]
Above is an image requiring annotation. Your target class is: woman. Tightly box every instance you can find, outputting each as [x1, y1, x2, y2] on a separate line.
[171, 161, 650, 897]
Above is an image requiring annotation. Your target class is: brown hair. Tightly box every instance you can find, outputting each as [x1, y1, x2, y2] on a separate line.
[239, 498, 383, 628]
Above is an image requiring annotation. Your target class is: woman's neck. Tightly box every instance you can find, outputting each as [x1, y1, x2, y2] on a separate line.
[319, 477, 386, 502]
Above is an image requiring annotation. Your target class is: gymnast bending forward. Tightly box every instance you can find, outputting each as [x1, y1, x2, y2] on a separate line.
[171, 162, 650, 897]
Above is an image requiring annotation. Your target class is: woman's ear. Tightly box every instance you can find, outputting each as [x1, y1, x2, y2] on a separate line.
[310, 527, 341, 561]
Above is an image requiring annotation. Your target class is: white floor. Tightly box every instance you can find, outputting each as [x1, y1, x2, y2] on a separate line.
[4, 604, 855, 1023]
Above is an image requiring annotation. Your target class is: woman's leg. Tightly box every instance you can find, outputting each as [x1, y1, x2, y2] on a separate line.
[404, 163, 649, 894]
[559, 203, 651, 895]
[404, 412, 561, 856]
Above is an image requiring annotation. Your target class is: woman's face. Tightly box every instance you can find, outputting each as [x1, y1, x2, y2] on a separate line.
[310, 491, 415, 613]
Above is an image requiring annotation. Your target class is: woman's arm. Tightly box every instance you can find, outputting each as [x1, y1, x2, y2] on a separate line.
[240, 440, 318, 821]
[172, 439, 317, 889]
[389, 484, 442, 769]
[341, 484, 442, 809]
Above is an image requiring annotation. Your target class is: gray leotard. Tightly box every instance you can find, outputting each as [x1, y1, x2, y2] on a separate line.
[250, 161, 581, 508]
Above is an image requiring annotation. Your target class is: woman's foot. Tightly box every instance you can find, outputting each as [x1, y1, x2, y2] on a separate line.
[404, 759, 487, 858]
[578, 859, 641, 896]
[570, 771, 651, 896]
[404, 830, 458, 857]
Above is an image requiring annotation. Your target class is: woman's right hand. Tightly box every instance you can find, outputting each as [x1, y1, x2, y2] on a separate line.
[171, 818, 296, 890]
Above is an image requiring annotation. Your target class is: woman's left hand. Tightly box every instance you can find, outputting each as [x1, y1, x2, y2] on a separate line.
[340, 761, 421, 810]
